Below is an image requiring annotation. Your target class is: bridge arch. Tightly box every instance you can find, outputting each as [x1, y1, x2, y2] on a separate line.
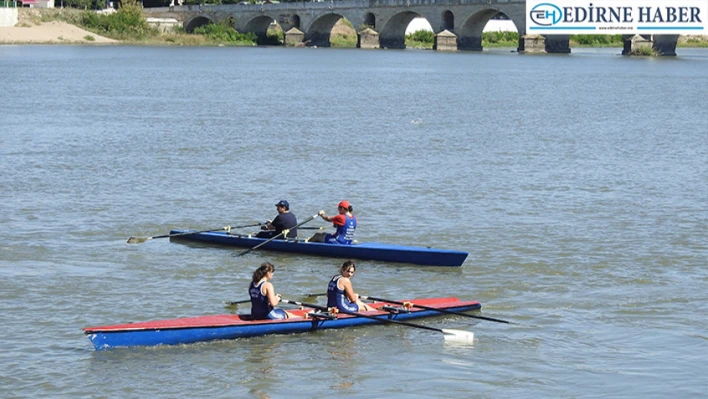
[441, 10, 454, 32]
[291, 15, 301, 30]
[184, 16, 213, 33]
[244, 15, 280, 44]
[379, 11, 427, 49]
[363, 12, 375, 29]
[305, 12, 345, 47]
[459, 9, 521, 51]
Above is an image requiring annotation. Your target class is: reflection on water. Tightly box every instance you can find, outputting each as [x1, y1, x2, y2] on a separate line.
[441, 337, 476, 357]
[249, 389, 271, 399]
[242, 340, 281, 398]
[326, 333, 358, 392]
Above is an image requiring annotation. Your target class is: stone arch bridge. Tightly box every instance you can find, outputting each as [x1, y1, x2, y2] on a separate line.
[144, 0, 679, 55]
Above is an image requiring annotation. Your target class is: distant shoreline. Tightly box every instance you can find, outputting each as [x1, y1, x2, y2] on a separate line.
[2, 8, 707, 48]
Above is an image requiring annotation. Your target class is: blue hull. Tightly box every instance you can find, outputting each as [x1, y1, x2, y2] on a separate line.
[169, 230, 468, 267]
[84, 300, 481, 350]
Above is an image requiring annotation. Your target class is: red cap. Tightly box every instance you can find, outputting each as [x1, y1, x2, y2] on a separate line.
[338, 200, 350, 209]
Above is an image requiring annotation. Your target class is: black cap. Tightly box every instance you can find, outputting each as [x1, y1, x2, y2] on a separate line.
[275, 200, 289, 210]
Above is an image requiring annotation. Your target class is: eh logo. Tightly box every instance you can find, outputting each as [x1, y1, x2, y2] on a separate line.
[530, 3, 563, 26]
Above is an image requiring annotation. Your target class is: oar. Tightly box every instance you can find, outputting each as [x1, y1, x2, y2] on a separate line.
[303, 292, 328, 297]
[224, 292, 326, 306]
[281, 299, 474, 341]
[224, 299, 251, 306]
[237, 214, 319, 256]
[127, 223, 262, 244]
[360, 295, 514, 325]
[298, 226, 328, 230]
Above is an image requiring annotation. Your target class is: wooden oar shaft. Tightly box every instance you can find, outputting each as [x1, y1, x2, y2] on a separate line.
[238, 214, 319, 256]
[281, 299, 446, 334]
[361, 295, 511, 324]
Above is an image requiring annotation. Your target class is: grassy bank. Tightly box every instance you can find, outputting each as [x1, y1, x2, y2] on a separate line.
[678, 35, 708, 47]
[405, 33, 625, 49]
[404, 31, 519, 49]
[570, 34, 626, 47]
[404, 31, 708, 49]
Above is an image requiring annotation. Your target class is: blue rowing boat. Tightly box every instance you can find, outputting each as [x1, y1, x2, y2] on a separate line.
[168, 230, 468, 267]
[83, 297, 481, 350]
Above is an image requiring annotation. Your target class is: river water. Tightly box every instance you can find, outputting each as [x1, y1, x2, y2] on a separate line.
[1, 45, 707, 398]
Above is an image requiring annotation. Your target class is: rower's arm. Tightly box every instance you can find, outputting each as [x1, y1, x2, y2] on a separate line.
[264, 282, 280, 307]
[318, 210, 332, 222]
[341, 278, 358, 303]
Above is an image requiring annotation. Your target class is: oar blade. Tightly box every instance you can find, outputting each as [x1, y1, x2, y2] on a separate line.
[127, 236, 150, 244]
[441, 329, 475, 342]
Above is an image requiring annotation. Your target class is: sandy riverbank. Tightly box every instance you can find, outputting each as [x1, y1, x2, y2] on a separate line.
[0, 20, 116, 44]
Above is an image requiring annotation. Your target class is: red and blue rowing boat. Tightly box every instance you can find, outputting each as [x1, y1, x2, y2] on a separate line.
[83, 297, 481, 350]
[169, 230, 469, 267]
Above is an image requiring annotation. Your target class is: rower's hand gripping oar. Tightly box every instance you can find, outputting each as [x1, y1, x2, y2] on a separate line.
[127, 223, 263, 244]
[237, 214, 319, 257]
[360, 295, 514, 325]
[281, 298, 474, 341]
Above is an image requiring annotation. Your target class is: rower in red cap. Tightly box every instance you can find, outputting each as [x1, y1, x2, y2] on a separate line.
[309, 200, 357, 244]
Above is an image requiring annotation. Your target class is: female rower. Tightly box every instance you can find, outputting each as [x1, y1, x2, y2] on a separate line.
[327, 260, 374, 312]
[309, 200, 357, 244]
[249, 262, 299, 319]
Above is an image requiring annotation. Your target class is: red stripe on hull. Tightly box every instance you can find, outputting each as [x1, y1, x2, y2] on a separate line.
[84, 297, 479, 333]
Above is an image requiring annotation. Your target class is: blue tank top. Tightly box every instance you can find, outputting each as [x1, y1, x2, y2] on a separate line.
[326, 275, 359, 312]
[333, 215, 357, 244]
[249, 281, 272, 319]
